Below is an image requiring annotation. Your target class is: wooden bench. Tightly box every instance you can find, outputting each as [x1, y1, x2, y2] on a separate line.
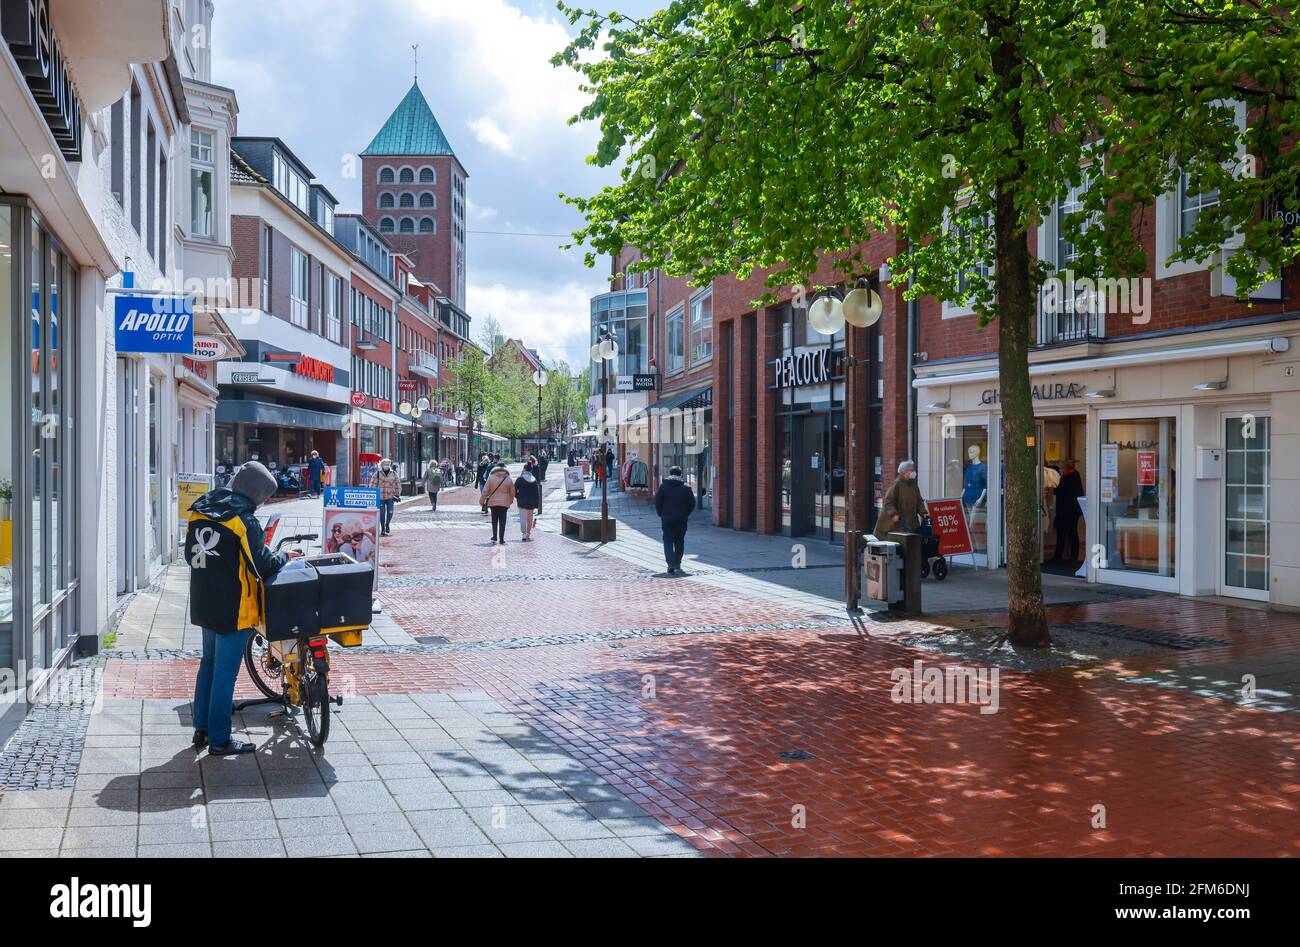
[561, 511, 616, 542]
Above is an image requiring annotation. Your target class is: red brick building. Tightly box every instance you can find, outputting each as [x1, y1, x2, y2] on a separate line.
[359, 81, 468, 310]
[609, 156, 1300, 608]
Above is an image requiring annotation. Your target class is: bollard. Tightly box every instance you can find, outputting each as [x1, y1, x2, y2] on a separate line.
[888, 531, 923, 613]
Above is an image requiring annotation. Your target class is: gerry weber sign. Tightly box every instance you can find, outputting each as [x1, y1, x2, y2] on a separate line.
[1, 0, 84, 160]
[773, 347, 843, 389]
[980, 382, 1087, 405]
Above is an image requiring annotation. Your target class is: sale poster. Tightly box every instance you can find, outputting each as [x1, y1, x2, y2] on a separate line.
[1137, 450, 1157, 486]
[925, 498, 975, 558]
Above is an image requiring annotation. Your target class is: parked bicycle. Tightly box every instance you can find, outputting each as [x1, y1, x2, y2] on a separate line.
[240, 532, 345, 745]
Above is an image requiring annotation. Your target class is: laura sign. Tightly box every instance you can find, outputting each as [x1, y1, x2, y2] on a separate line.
[114, 295, 194, 354]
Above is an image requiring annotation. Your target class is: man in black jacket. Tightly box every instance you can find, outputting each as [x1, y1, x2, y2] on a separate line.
[1050, 459, 1085, 564]
[654, 465, 697, 575]
[184, 461, 298, 755]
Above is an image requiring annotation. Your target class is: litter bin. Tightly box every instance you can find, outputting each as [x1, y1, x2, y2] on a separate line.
[864, 533, 923, 612]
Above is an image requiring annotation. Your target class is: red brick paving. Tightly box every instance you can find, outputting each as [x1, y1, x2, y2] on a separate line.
[104, 517, 1300, 858]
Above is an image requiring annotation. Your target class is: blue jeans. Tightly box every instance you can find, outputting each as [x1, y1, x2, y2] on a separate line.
[662, 520, 688, 570]
[379, 497, 396, 531]
[310, 475, 322, 495]
[193, 627, 251, 747]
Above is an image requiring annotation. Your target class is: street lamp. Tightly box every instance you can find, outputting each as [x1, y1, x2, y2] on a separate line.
[397, 395, 432, 489]
[809, 277, 883, 612]
[591, 326, 619, 542]
[532, 368, 548, 459]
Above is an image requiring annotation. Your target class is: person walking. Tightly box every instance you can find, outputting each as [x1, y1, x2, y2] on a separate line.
[371, 457, 402, 536]
[480, 462, 516, 544]
[476, 453, 491, 514]
[184, 461, 299, 755]
[514, 459, 542, 541]
[424, 458, 444, 511]
[654, 465, 696, 575]
[1049, 459, 1085, 564]
[307, 450, 326, 498]
[874, 460, 925, 536]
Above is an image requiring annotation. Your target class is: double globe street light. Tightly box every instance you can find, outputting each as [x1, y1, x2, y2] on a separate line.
[591, 328, 620, 542]
[807, 279, 883, 611]
[397, 396, 431, 489]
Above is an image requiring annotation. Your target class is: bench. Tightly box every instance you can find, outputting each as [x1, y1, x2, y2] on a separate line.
[561, 511, 616, 542]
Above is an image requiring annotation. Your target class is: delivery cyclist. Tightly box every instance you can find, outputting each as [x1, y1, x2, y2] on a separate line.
[184, 461, 301, 756]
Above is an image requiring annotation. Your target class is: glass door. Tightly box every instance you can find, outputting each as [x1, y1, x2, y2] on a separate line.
[998, 419, 1044, 566]
[1221, 413, 1269, 600]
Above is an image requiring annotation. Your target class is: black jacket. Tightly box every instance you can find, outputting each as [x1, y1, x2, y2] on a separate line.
[654, 477, 696, 523]
[1054, 470, 1084, 525]
[185, 489, 287, 635]
[514, 473, 542, 510]
[537, 456, 549, 479]
[475, 462, 489, 488]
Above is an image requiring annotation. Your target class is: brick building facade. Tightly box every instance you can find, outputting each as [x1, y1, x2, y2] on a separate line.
[609, 173, 1300, 608]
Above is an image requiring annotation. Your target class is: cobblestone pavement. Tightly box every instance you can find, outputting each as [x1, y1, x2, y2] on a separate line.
[5, 487, 1300, 857]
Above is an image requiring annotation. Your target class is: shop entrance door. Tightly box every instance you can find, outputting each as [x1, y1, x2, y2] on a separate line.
[1040, 414, 1088, 575]
[1221, 412, 1270, 601]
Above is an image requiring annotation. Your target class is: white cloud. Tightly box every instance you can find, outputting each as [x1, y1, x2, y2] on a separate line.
[467, 279, 601, 369]
[468, 116, 514, 156]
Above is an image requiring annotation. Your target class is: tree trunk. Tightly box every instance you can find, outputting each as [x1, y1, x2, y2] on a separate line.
[989, 13, 1050, 647]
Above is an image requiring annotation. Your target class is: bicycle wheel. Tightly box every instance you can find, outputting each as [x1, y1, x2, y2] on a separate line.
[244, 632, 284, 701]
[302, 665, 330, 746]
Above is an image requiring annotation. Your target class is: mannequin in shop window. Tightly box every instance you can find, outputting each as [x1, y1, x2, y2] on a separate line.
[963, 445, 987, 513]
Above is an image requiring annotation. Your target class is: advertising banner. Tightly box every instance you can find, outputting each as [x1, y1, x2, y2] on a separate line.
[925, 497, 975, 558]
[1137, 450, 1157, 486]
[177, 473, 211, 543]
[564, 465, 584, 498]
[323, 487, 381, 590]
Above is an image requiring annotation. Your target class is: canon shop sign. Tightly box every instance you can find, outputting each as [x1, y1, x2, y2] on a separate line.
[2, 0, 84, 160]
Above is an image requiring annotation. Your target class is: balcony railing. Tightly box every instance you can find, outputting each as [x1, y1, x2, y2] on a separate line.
[410, 351, 438, 378]
[1036, 284, 1105, 345]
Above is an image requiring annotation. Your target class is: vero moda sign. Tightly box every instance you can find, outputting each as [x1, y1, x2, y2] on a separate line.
[114, 295, 194, 354]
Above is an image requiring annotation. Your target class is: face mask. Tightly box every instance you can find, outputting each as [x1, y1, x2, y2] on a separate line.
[382, 464, 391, 472]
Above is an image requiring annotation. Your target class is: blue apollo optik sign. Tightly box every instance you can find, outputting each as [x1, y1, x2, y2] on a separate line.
[114, 294, 195, 354]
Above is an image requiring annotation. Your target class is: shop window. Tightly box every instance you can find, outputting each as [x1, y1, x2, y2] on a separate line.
[1100, 418, 1177, 578]
[942, 423, 990, 559]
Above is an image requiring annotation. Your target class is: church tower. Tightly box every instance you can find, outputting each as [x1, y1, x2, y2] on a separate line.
[360, 81, 467, 308]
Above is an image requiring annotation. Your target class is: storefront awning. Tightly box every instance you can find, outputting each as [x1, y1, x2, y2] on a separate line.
[216, 400, 347, 431]
[644, 384, 713, 417]
[353, 407, 396, 430]
[477, 431, 508, 443]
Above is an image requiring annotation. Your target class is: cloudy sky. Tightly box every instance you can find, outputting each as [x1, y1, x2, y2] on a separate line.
[213, 0, 659, 369]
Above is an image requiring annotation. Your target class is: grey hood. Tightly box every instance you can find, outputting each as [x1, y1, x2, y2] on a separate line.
[230, 461, 277, 507]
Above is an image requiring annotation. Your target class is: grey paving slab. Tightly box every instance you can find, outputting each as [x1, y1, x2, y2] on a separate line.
[60, 825, 138, 850]
[0, 827, 65, 851]
[138, 822, 209, 846]
[393, 791, 461, 812]
[65, 807, 139, 828]
[600, 817, 680, 838]
[0, 808, 67, 830]
[428, 843, 502, 858]
[58, 845, 138, 858]
[210, 819, 280, 842]
[498, 840, 573, 858]
[0, 849, 59, 857]
[409, 809, 491, 849]
[207, 800, 275, 823]
[283, 834, 358, 858]
[623, 833, 702, 856]
[213, 839, 287, 857]
[271, 796, 338, 819]
[563, 838, 640, 858]
[139, 843, 211, 858]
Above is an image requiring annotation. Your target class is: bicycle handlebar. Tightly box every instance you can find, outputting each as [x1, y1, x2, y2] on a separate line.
[275, 533, 319, 551]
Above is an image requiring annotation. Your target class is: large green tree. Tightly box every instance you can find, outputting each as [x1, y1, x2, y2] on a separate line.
[555, 0, 1300, 644]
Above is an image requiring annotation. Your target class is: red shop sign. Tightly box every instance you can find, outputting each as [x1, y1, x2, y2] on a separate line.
[925, 498, 974, 557]
[294, 354, 336, 383]
[1137, 451, 1157, 486]
[375, 399, 392, 412]
[350, 391, 366, 407]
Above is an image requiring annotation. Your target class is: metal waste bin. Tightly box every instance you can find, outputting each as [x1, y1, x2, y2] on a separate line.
[864, 540, 903, 606]
[864, 533, 924, 612]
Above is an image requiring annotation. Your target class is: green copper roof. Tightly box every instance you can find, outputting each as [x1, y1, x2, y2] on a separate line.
[361, 82, 456, 157]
